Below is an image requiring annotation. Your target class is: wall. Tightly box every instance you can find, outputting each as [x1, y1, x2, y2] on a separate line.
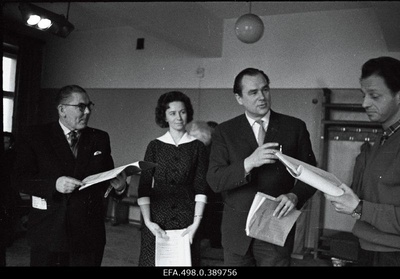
[41, 86, 362, 249]
[40, 88, 322, 167]
[41, 8, 400, 89]
[36, 6, 400, 251]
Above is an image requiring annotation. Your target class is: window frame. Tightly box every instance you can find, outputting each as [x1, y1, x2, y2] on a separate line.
[3, 43, 19, 133]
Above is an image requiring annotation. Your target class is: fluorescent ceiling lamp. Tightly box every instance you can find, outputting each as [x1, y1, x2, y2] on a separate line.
[19, 2, 74, 38]
[37, 18, 52, 29]
[26, 14, 41, 26]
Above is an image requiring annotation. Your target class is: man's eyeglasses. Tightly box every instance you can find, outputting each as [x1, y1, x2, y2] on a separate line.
[62, 102, 95, 112]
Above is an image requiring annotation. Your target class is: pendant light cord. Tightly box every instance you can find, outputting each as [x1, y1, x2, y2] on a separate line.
[66, 2, 71, 20]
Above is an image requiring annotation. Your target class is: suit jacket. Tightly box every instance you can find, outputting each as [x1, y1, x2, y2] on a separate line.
[206, 110, 316, 255]
[13, 122, 119, 252]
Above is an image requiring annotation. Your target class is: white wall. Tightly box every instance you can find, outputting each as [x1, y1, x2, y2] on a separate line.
[42, 8, 400, 89]
[82, 88, 321, 167]
[38, 7, 395, 249]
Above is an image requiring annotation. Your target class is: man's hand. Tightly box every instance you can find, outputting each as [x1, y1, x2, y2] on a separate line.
[324, 183, 360, 215]
[56, 176, 84, 193]
[273, 193, 298, 219]
[110, 171, 128, 192]
[244, 142, 280, 173]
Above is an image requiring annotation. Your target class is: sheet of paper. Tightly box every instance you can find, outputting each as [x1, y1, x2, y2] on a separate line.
[32, 196, 47, 210]
[246, 192, 301, 247]
[275, 152, 344, 196]
[155, 229, 191, 267]
[246, 192, 275, 235]
[79, 161, 156, 190]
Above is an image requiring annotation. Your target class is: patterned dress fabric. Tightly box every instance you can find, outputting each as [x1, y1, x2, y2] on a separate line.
[138, 134, 208, 266]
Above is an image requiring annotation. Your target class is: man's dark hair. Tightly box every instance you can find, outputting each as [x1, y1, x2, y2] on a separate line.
[233, 68, 270, 96]
[361, 56, 400, 95]
[55, 85, 87, 106]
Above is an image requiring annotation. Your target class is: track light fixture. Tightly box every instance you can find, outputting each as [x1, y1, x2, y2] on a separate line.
[19, 2, 75, 38]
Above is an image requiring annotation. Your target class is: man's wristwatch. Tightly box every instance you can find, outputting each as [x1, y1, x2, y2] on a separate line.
[115, 183, 127, 195]
[351, 200, 363, 220]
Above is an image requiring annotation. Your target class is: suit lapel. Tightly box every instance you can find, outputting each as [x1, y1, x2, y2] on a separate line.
[264, 110, 279, 143]
[49, 124, 95, 179]
[74, 128, 93, 178]
[237, 114, 259, 150]
[50, 122, 76, 172]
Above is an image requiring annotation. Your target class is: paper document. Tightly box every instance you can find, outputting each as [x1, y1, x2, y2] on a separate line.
[245, 192, 301, 247]
[32, 196, 47, 210]
[155, 229, 191, 267]
[275, 151, 344, 196]
[79, 161, 157, 190]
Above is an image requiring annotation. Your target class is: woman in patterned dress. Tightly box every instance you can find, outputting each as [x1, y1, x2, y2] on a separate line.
[137, 91, 208, 266]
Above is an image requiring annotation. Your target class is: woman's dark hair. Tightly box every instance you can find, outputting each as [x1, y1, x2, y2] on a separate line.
[233, 68, 270, 96]
[55, 85, 87, 106]
[155, 91, 194, 128]
[361, 56, 400, 95]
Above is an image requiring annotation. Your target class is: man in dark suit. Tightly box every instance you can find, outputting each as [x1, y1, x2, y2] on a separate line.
[13, 85, 128, 266]
[206, 68, 316, 266]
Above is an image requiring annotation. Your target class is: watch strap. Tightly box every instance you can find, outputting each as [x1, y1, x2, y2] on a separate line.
[352, 200, 363, 219]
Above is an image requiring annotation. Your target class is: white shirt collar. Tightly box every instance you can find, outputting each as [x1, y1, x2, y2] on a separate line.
[157, 131, 197, 146]
[59, 120, 73, 136]
[59, 120, 80, 138]
[245, 110, 271, 128]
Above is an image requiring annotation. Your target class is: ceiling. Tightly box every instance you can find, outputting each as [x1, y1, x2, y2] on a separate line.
[3, 1, 400, 56]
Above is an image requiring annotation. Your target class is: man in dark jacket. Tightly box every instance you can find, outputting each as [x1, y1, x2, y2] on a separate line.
[207, 68, 316, 266]
[13, 85, 128, 266]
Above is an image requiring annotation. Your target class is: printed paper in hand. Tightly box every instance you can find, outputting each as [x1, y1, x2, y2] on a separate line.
[275, 151, 344, 196]
[79, 161, 157, 190]
[246, 192, 301, 247]
[155, 229, 191, 267]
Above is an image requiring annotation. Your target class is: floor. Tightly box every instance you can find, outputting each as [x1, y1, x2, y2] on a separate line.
[4, 220, 333, 267]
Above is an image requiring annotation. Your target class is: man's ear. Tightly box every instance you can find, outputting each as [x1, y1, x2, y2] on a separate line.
[57, 105, 65, 117]
[234, 93, 243, 105]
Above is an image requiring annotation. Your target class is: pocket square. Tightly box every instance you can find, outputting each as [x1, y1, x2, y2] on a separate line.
[94, 151, 102, 156]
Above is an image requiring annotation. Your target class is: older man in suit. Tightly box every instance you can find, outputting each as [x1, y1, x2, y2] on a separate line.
[207, 68, 316, 266]
[13, 85, 127, 266]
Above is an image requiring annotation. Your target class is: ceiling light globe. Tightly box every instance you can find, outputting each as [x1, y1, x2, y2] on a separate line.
[235, 13, 264, 44]
[37, 18, 52, 29]
[27, 15, 41, 26]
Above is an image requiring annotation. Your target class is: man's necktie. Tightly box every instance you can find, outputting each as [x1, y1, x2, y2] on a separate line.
[68, 130, 79, 157]
[256, 120, 265, 146]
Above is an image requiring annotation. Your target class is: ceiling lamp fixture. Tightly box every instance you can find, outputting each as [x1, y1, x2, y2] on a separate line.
[19, 2, 75, 38]
[235, 2, 264, 44]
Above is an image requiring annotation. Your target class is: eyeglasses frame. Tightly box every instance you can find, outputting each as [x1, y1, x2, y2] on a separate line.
[61, 102, 95, 112]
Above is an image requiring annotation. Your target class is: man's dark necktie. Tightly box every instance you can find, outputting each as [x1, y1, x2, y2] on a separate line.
[68, 130, 79, 157]
[256, 120, 265, 146]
